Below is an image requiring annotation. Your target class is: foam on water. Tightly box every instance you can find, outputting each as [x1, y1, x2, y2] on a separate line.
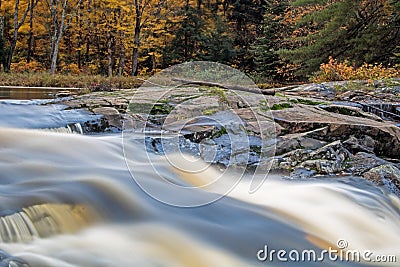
[0, 127, 399, 266]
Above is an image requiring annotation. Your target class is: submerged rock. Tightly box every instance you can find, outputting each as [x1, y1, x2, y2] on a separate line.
[0, 250, 29, 267]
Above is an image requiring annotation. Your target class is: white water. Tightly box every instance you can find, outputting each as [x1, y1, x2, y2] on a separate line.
[0, 127, 399, 266]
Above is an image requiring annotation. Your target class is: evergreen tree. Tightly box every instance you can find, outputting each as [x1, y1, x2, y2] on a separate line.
[164, 4, 207, 63]
[279, 0, 400, 78]
[226, 0, 268, 71]
[250, 1, 288, 81]
[200, 15, 235, 63]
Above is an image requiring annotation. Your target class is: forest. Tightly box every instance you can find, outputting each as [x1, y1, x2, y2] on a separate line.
[0, 0, 399, 82]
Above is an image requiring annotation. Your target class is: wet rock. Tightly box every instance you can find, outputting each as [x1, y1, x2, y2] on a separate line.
[92, 107, 123, 129]
[299, 137, 327, 150]
[0, 250, 29, 267]
[278, 141, 352, 174]
[343, 135, 376, 154]
[363, 164, 400, 194]
[271, 105, 400, 157]
[285, 83, 335, 99]
[275, 135, 327, 155]
[347, 152, 389, 175]
[288, 168, 317, 179]
[299, 159, 344, 174]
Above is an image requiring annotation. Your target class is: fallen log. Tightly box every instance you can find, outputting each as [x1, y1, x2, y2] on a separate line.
[171, 78, 275, 95]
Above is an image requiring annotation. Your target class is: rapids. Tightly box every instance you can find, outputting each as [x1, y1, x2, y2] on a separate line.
[0, 127, 399, 266]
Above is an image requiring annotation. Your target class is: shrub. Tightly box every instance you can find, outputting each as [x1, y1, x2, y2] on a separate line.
[60, 63, 82, 75]
[11, 60, 45, 73]
[311, 56, 400, 83]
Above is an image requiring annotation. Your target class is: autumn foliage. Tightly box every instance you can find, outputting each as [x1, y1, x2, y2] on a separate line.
[0, 0, 399, 83]
[311, 57, 400, 83]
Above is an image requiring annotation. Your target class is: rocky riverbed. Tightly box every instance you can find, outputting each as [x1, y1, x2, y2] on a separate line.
[58, 79, 400, 196]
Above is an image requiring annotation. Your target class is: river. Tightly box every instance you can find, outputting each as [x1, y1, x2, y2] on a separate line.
[0, 99, 399, 266]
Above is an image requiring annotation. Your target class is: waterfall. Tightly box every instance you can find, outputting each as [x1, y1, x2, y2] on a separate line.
[0, 204, 96, 243]
[38, 123, 83, 134]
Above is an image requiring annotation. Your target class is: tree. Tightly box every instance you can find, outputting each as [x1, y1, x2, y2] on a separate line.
[47, 0, 81, 74]
[225, 0, 267, 71]
[165, 2, 206, 63]
[26, 0, 39, 63]
[200, 14, 235, 63]
[279, 0, 400, 78]
[131, 0, 168, 76]
[250, 1, 288, 81]
[5, 0, 31, 72]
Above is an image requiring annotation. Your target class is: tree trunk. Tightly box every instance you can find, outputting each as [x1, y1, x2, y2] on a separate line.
[118, 37, 126, 76]
[49, 0, 68, 75]
[0, 16, 4, 71]
[171, 78, 276, 95]
[107, 32, 113, 77]
[132, 0, 142, 76]
[27, 0, 37, 63]
[6, 0, 30, 72]
[151, 53, 156, 74]
[50, 38, 61, 74]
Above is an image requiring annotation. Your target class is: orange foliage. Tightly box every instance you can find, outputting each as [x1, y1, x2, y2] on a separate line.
[11, 60, 45, 73]
[60, 63, 82, 75]
[311, 57, 400, 82]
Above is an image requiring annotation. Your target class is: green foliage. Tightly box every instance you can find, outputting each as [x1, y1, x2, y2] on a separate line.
[250, 3, 284, 81]
[200, 16, 236, 63]
[164, 7, 234, 65]
[280, 0, 400, 79]
[228, 0, 267, 71]
[260, 100, 293, 111]
[289, 98, 325, 105]
[212, 126, 227, 138]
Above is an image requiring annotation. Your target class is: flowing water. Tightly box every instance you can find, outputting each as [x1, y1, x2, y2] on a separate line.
[0, 100, 400, 266]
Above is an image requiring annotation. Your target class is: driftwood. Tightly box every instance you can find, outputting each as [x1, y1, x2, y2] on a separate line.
[171, 78, 275, 95]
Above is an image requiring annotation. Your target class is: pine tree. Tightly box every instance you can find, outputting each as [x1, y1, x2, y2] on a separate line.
[164, 3, 207, 63]
[250, 1, 287, 81]
[200, 15, 235, 63]
[226, 0, 267, 71]
[279, 0, 400, 78]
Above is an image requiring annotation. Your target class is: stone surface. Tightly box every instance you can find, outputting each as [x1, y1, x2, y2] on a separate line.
[57, 80, 400, 193]
[92, 107, 123, 129]
[346, 152, 389, 175]
[363, 165, 400, 192]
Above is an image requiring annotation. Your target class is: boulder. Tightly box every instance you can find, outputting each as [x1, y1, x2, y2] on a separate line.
[347, 152, 389, 175]
[271, 105, 400, 157]
[363, 164, 400, 194]
[92, 107, 123, 129]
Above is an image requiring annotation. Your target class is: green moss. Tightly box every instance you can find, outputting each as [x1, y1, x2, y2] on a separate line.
[289, 98, 326, 105]
[260, 101, 293, 111]
[259, 100, 271, 111]
[129, 100, 172, 115]
[212, 126, 227, 138]
[203, 108, 219, 115]
[324, 106, 363, 117]
[271, 103, 293, 110]
[207, 86, 228, 104]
